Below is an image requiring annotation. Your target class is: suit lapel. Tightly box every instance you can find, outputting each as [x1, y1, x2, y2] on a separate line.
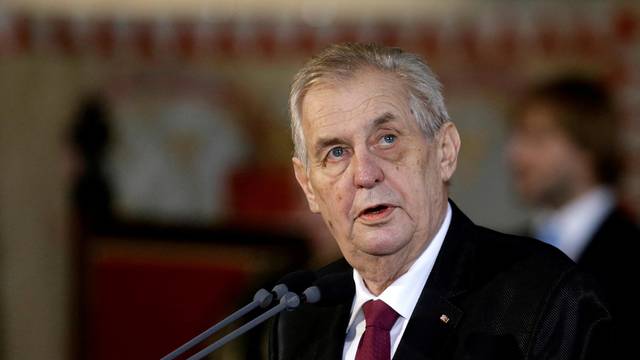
[394, 201, 478, 359]
[393, 289, 463, 359]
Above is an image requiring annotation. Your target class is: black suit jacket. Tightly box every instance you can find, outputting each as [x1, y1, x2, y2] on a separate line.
[574, 207, 640, 356]
[269, 202, 612, 359]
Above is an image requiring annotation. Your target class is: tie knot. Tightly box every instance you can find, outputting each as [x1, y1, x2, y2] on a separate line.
[362, 300, 399, 331]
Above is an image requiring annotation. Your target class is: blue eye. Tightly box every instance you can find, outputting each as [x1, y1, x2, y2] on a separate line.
[330, 147, 344, 158]
[382, 134, 396, 144]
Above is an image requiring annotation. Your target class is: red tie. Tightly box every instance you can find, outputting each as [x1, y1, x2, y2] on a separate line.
[355, 300, 400, 360]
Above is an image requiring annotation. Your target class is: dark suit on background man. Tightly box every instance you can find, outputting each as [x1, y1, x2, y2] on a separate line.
[270, 203, 611, 360]
[577, 206, 639, 312]
[571, 206, 639, 355]
[522, 206, 639, 322]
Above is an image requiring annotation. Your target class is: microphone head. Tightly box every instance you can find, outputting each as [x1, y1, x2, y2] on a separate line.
[272, 270, 318, 299]
[280, 292, 301, 310]
[303, 272, 354, 306]
[253, 288, 274, 308]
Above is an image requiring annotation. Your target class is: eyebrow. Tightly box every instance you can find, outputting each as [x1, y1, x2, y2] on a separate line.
[372, 112, 396, 127]
[311, 112, 397, 160]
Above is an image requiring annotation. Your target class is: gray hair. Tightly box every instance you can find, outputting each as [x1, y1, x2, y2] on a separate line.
[289, 42, 450, 166]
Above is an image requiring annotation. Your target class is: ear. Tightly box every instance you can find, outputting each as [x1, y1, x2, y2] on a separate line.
[292, 157, 320, 213]
[437, 122, 461, 182]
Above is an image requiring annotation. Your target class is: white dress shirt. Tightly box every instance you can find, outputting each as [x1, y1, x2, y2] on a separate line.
[342, 203, 452, 360]
[533, 186, 614, 261]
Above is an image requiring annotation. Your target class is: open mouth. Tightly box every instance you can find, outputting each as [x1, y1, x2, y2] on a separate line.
[358, 204, 393, 221]
[362, 205, 389, 215]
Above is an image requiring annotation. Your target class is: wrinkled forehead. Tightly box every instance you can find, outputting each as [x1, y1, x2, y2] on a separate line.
[300, 69, 411, 125]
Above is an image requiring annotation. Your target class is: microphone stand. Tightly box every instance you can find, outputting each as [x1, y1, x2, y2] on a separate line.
[186, 292, 301, 360]
[160, 270, 316, 360]
[160, 289, 272, 360]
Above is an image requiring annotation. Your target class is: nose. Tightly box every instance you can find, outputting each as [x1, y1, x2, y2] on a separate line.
[352, 150, 384, 189]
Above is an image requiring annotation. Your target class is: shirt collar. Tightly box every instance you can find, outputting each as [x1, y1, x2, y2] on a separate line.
[534, 186, 614, 260]
[346, 202, 452, 331]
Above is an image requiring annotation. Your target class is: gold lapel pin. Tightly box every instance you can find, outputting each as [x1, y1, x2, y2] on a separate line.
[439, 314, 450, 324]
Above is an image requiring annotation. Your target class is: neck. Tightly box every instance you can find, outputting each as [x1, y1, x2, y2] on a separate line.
[358, 253, 416, 296]
[354, 203, 447, 296]
[546, 161, 600, 209]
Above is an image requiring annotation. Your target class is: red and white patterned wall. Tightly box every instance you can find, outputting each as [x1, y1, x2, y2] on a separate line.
[1, 5, 638, 215]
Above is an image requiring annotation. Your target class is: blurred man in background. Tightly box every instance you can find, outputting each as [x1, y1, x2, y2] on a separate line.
[507, 75, 640, 348]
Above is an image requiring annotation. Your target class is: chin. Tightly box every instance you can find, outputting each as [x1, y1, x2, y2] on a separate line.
[516, 184, 538, 203]
[355, 231, 409, 256]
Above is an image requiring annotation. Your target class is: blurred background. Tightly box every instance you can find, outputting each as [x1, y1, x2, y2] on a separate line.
[0, 0, 638, 359]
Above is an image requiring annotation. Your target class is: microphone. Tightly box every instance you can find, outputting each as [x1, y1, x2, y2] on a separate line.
[160, 270, 316, 360]
[184, 271, 353, 360]
[160, 288, 271, 360]
[272, 270, 317, 300]
[186, 291, 301, 360]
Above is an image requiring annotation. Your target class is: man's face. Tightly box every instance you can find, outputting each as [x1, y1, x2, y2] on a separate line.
[292, 70, 459, 271]
[506, 103, 586, 208]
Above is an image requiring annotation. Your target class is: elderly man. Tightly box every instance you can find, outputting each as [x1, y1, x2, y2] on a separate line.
[270, 43, 611, 360]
